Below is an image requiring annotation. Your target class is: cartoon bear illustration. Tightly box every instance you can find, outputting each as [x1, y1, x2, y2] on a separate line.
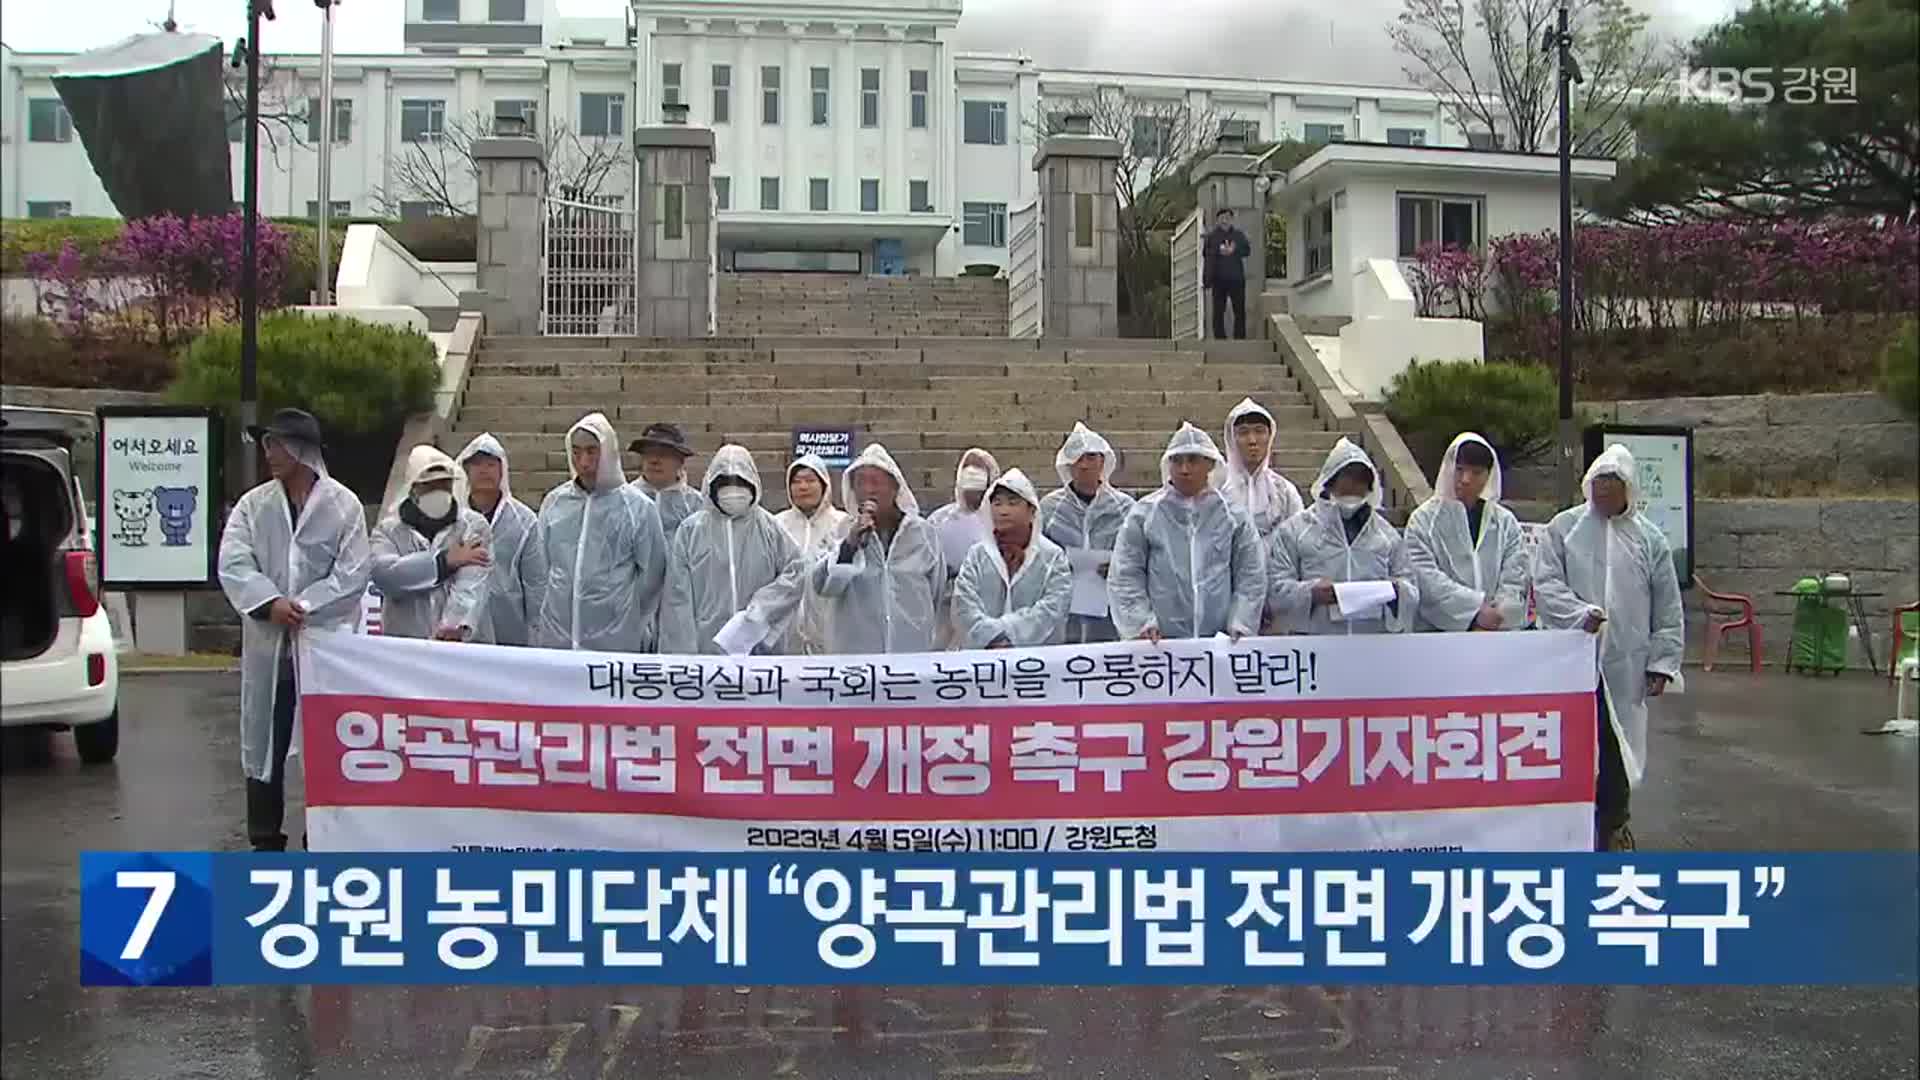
[151, 485, 199, 547]
[111, 488, 153, 548]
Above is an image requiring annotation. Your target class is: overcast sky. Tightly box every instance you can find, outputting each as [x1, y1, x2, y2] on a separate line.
[4, 0, 1743, 85]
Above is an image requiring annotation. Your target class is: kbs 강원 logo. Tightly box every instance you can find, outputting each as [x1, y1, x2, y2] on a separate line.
[1681, 67, 1858, 105]
[80, 852, 215, 986]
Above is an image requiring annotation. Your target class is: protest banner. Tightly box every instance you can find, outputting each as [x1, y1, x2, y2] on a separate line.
[295, 630, 1600, 853]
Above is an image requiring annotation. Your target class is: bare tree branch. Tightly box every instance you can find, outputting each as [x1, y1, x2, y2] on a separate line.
[368, 110, 628, 217]
[223, 57, 310, 169]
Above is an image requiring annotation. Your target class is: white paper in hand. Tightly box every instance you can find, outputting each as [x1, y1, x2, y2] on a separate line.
[938, 515, 985, 571]
[712, 611, 767, 656]
[1334, 580, 1397, 619]
[1067, 549, 1110, 618]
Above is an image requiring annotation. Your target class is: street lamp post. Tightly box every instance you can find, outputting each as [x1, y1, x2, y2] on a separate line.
[237, 1, 275, 490]
[1547, 1, 1584, 504]
[316, 0, 338, 306]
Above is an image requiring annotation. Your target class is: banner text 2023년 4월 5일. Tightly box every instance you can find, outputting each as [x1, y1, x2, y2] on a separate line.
[294, 629, 1600, 854]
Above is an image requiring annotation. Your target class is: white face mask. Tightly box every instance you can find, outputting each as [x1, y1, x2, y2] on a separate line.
[957, 466, 991, 491]
[415, 490, 455, 519]
[715, 488, 754, 517]
[1333, 494, 1368, 518]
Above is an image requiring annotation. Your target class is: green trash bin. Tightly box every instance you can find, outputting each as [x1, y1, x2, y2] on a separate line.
[1788, 578, 1849, 674]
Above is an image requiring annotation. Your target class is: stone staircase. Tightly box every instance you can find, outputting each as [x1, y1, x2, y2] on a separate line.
[716, 273, 1009, 338]
[447, 336, 1346, 509]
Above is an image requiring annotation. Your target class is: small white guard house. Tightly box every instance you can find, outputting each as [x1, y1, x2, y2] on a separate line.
[1273, 142, 1619, 321]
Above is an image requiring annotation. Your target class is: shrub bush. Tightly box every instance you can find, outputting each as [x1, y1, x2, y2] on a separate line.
[169, 312, 438, 436]
[1385, 359, 1561, 474]
[1882, 318, 1919, 419]
[384, 215, 477, 262]
[0, 316, 177, 391]
[0, 217, 123, 274]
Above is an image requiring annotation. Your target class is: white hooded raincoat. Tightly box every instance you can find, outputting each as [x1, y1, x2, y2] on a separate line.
[454, 432, 548, 646]
[534, 413, 669, 652]
[771, 454, 848, 655]
[1038, 423, 1137, 644]
[370, 445, 494, 642]
[661, 445, 809, 655]
[1267, 438, 1418, 635]
[811, 443, 948, 654]
[952, 469, 1074, 648]
[1404, 432, 1529, 632]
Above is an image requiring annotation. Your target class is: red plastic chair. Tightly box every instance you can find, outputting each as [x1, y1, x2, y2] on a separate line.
[1696, 575, 1762, 673]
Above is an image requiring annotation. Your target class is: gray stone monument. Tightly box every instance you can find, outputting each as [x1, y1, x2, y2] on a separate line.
[472, 137, 545, 335]
[1189, 131, 1268, 337]
[633, 103, 716, 338]
[1033, 115, 1122, 339]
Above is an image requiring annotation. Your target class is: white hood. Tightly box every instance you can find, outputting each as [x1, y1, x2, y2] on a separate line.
[1054, 422, 1118, 489]
[1432, 431, 1504, 505]
[1584, 443, 1639, 511]
[701, 444, 762, 506]
[565, 412, 626, 492]
[785, 453, 837, 518]
[841, 442, 920, 517]
[988, 467, 1043, 511]
[384, 444, 464, 518]
[1159, 422, 1226, 485]
[1215, 396, 1281, 516]
[455, 431, 514, 502]
[1311, 437, 1384, 510]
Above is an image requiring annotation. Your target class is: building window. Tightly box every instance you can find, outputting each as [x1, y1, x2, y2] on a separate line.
[306, 97, 353, 143]
[860, 68, 880, 129]
[760, 177, 780, 211]
[662, 63, 682, 107]
[712, 65, 731, 124]
[305, 200, 352, 218]
[909, 179, 931, 212]
[492, 98, 537, 135]
[1131, 116, 1173, 157]
[1219, 117, 1260, 144]
[579, 92, 625, 137]
[226, 99, 245, 143]
[714, 176, 731, 210]
[28, 99, 73, 143]
[962, 202, 1008, 247]
[1397, 193, 1483, 257]
[962, 100, 1006, 145]
[860, 179, 879, 212]
[26, 201, 72, 219]
[663, 184, 685, 240]
[489, 0, 525, 20]
[1304, 200, 1334, 277]
[809, 178, 830, 211]
[421, 0, 458, 21]
[909, 69, 929, 129]
[808, 67, 830, 126]
[761, 66, 781, 125]
[1386, 127, 1428, 147]
[1466, 130, 1507, 150]
[400, 201, 442, 222]
[400, 99, 446, 142]
[1303, 122, 1346, 144]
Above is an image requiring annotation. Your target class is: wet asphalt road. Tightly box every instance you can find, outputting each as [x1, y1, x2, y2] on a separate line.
[2, 670, 1915, 1080]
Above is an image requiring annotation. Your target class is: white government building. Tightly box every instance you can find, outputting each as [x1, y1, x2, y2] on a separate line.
[1, 0, 1548, 280]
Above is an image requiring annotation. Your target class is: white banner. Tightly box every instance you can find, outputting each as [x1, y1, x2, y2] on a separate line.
[297, 630, 1600, 854]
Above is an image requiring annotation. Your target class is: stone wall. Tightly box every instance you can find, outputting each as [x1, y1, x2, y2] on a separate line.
[1601, 392, 1917, 495]
[1689, 497, 1917, 670]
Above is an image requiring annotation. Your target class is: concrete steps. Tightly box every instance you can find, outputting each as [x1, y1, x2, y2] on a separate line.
[451, 333, 1345, 512]
[717, 274, 1009, 338]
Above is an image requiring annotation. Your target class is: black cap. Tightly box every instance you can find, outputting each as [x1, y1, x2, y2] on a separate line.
[629, 422, 693, 458]
[246, 407, 325, 449]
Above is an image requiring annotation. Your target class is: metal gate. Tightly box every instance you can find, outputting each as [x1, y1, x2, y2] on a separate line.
[1006, 198, 1041, 338]
[706, 184, 719, 336]
[1170, 208, 1204, 340]
[541, 192, 637, 336]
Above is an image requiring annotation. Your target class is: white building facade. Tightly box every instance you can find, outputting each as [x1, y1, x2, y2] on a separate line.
[1, 0, 1482, 277]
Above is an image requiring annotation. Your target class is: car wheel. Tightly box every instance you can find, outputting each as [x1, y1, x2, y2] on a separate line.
[74, 709, 120, 765]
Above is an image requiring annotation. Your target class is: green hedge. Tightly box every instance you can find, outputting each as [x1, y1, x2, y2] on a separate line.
[2, 214, 477, 281]
[168, 312, 438, 436]
[1883, 318, 1919, 419]
[1385, 359, 1563, 474]
[0, 217, 124, 273]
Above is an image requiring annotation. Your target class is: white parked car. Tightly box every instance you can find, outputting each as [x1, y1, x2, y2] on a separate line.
[1, 406, 120, 763]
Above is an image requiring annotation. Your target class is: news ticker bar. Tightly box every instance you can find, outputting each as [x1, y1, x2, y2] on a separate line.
[81, 852, 1917, 987]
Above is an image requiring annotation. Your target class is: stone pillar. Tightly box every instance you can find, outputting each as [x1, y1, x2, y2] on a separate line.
[472, 137, 545, 335]
[1190, 138, 1268, 338]
[1032, 122, 1122, 338]
[633, 107, 717, 338]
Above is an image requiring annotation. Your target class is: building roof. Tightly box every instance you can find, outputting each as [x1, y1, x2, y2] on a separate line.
[1272, 140, 1618, 202]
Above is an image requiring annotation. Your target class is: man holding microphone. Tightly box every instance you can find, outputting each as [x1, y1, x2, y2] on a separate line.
[812, 443, 947, 654]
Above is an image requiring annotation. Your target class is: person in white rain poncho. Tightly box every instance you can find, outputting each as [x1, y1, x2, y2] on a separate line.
[627, 422, 705, 541]
[813, 443, 947, 654]
[1405, 433, 1529, 633]
[1108, 423, 1266, 642]
[534, 413, 669, 652]
[1268, 438, 1418, 636]
[1039, 423, 1137, 644]
[661, 445, 810, 655]
[1531, 443, 1684, 852]
[1214, 397, 1304, 539]
[953, 469, 1073, 649]
[217, 408, 371, 851]
[772, 454, 848, 655]
[455, 433, 548, 646]
[927, 447, 1001, 578]
[371, 445, 495, 643]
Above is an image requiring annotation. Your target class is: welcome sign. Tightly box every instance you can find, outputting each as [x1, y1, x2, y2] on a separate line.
[95, 406, 222, 590]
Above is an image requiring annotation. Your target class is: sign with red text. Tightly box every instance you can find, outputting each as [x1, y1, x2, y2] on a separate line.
[297, 630, 1600, 854]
